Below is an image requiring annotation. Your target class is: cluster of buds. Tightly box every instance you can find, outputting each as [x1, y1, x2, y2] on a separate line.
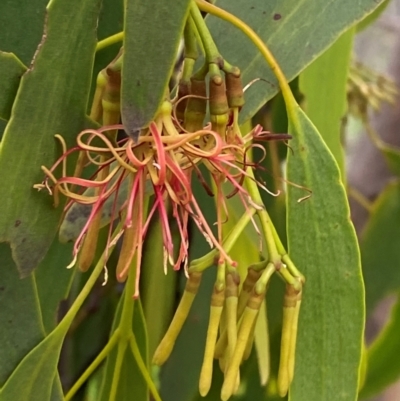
[153, 263, 302, 400]
[347, 60, 398, 119]
[35, 25, 304, 400]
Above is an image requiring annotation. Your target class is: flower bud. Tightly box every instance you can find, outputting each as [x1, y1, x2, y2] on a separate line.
[199, 285, 225, 396]
[153, 272, 202, 366]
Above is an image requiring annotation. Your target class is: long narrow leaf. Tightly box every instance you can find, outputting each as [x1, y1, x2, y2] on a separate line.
[286, 107, 364, 401]
[0, 0, 102, 276]
[121, 0, 190, 138]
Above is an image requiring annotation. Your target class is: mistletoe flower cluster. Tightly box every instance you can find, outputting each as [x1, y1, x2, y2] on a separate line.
[35, 100, 277, 297]
[35, 40, 303, 398]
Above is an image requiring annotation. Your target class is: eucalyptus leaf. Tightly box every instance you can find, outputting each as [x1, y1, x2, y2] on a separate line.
[0, 244, 45, 386]
[34, 239, 74, 333]
[360, 293, 400, 399]
[0, 0, 102, 276]
[286, 107, 364, 401]
[300, 28, 354, 178]
[0, 0, 48, 65]
[0, 322, 68, 401]
[360, 181, 400, 315]
[207, 0, 385, 123]
[121, 0, 190, 139]
[0, 52, 26, 121]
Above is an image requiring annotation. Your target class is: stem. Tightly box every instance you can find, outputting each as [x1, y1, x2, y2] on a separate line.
[195, 0, 298, 120]
[58, 223, 123, 332]
[109, 341, 128, 401]
[108, 203, 149, 399]
[190, 2, 221, 64]
[243, 166, 281, 265]
[254, 263, 275, 295]
[184, 16, 199, 61]
[96, 32, 124, 51]
[129, 335, 163, 401]
[189, 207, 256, 272]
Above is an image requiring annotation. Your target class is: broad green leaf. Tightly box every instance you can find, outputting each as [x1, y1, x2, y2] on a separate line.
[300, 28, 354, 178]
[0, 0, 102, 276]
[0, 320, 68, 401]
[286, 107, 364, 401]
[360, 293, 400, 399]
[0, 244, 45, 386]
[0, 52, 26, 121]
[207, 0, 385, 123]
[0, 0, 48, 65]
[49, 377, 64, 401]
[121, 0, 190, 138]
[0, 237, 110, 400]
[98, 299, 149, 401]
[34, 239, 74, 333]
[360, 181, 400, 314]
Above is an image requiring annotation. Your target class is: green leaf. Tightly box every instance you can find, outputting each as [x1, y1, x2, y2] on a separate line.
[0, 52, 26, 121]
[0, 238, 110, 400]
[360, 293, 400, 399]
[300, 28, 354, 179]
[207, 0, 385, 123]
[0, 0, 102, 276]
[0, 244, 45, 386]
[360, 181, 400, 315]
[286, 107, 364, 401]
[0, 0, 48, 65]
[34, 239, 74, 333]
[121, 0, 190, 138]
[0, 320, 68, 401]
[0, 119, 7, 139]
